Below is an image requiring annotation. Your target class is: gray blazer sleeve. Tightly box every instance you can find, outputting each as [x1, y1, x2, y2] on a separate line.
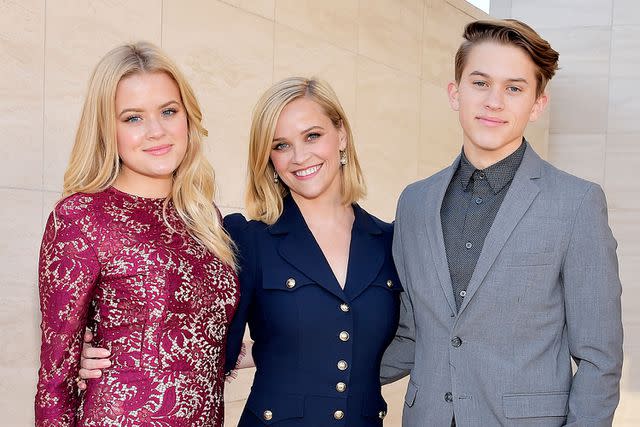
[380, 193, 416, 384]
[563, 184, 623, 426]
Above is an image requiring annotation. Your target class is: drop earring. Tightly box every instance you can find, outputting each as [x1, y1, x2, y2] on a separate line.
[273, 171, 279, 183]
[339, 150, 347, 166]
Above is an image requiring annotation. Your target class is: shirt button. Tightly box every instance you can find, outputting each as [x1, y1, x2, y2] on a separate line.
[460, 290, 467, 297]
[340, 303, 350, 312]
[334, 410, 345, 420]
[386, 279, 394, 288]
[465, 241, 473, 249]
[337, 360, 348, 370]
[336, 382, 347, 392]
[478, 172, 485, 179]
[339, 331, 350, 342]
[475, 197, 483, 204]
[451, 336, 462, 347]
[263, 410, 273, 420]
[379, 410, 387, 419]
[285, 278, 296, 289]
[444, 392, 453, 402]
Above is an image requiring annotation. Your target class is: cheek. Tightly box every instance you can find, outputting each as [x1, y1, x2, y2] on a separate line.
[116, 125, 143, 158]
[269, 152, 288, 174]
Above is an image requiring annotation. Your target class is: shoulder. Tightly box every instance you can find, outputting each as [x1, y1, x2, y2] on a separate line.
[355, 205, 394, 239]
[223, 213, 272, 255]
[538, 159, 599, 201]
[400, 166, 451, 202]
[51, 191, 107, 223]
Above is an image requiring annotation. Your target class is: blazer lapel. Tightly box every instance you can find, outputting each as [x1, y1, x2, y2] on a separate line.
[270, 196, 346, 300]
[425, 157, 460, 315]
[457, 145, 543, 315]
[343, 204, 385, 302]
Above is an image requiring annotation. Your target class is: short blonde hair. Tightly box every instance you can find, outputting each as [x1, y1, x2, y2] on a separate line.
[246, 77, 366, 224]
[62, 41, 235, 267]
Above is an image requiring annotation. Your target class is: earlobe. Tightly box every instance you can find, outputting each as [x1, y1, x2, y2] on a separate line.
[338, 124, 347, 151]
[529, 92, 549, 122]
[447, 82, 460, 111]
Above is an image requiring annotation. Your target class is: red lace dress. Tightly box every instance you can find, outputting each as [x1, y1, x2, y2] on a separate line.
[35, 187, 239, 426]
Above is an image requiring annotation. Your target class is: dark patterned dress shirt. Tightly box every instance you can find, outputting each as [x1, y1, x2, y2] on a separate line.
[440, 141, 527, 310]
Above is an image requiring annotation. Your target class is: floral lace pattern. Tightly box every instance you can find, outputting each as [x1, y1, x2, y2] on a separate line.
[35, 187, 239, 426]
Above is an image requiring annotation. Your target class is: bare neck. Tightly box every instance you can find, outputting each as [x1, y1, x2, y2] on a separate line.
[292, 192, 354, 229]
[462, 138, 523, 170]
[114, 172, 172, 199]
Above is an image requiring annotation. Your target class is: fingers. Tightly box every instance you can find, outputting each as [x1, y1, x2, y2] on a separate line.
[225, 370, 238, 383]
[83, 329, 94, 343]
[78, 367, 104, 380]
[77, 379, 87, 390]
[81, 356, 111, 371]
[81, 346, 111, 359]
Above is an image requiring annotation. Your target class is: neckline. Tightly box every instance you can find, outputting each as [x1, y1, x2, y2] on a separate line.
[107, 186, 168, 203]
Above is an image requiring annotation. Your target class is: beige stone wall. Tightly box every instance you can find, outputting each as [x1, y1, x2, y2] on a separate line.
[1, 0, 551, 425]
[491, 1, 640, 426]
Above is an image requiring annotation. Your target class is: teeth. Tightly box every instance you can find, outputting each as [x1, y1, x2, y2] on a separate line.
[295, 165, 320, 177]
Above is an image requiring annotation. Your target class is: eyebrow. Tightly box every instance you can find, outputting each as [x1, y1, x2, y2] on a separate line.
[118, 100, 181, 117]
[273, 125, 325, 142]
[469, 71, 529, 84]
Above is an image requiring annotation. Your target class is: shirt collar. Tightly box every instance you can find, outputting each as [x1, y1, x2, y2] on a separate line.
[459, 140, 527, 194]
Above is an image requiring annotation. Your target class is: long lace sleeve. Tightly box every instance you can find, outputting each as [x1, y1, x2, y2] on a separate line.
[35, 207, 100, 426]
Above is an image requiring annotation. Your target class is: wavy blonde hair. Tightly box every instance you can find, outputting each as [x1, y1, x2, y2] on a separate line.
[246, 77, 366, 224]
[62, 41, 235, 267]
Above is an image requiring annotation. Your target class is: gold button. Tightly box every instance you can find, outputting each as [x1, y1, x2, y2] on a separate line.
[286, 278, 296, 289]
[339, 331, 350, 342]
[340, 303, 350, 312]
[337, 360, 348, 370]
[386, 279, 393, 288]
[336, 382, 347, 392]
[378, 410, 386, 419]
[333, 410, 344, 420]
[263, 410, 273, 420]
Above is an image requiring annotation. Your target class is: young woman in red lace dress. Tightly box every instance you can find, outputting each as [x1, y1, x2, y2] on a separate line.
[34, 42, 239, 426]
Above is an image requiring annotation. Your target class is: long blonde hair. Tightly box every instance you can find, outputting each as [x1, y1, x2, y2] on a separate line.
[246, 77, 366, 224]
[63, 41, 235, 267]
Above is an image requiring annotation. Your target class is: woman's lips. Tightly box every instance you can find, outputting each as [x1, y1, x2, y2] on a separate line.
[143, 144, 173, 156]
[292, 164, 322, 180]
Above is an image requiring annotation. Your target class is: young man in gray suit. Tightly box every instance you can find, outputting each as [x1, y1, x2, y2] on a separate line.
[381, 19, 623, 427]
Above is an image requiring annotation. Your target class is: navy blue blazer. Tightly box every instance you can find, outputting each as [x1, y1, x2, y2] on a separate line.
[224, 196, 402, 427]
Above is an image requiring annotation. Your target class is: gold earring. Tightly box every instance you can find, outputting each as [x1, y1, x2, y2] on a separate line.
[273, 171, 279, 183]
[340, 150, 347, 166]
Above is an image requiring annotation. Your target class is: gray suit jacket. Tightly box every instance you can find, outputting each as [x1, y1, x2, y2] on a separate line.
[381, 145, 623, 426]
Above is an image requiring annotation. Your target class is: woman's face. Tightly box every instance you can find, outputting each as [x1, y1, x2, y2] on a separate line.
[270, 97, 346, 203]
[115, 71, 189, 185]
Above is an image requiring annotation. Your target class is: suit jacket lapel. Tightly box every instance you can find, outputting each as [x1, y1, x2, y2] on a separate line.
[270, 196, 345, 300]
[426, 157, 460, 314]
[457, 145, 543, 315]
[343, 204, 385, 302]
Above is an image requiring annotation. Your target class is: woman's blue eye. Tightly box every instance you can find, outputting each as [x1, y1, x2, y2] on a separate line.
[274, 143, 289, 151]
[125, 115, 142, 123]
[162, 108, 178, 116]
[307, 132, 321, 141]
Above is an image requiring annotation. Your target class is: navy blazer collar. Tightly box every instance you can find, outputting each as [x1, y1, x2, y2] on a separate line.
[267, 195, 385, 302]
[268, 195, 383, 236]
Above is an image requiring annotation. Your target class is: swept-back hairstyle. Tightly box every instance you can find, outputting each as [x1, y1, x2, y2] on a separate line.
[62, 41, 235, 267]
[245, 77, 366, 224]
[455, 19, 559, 97]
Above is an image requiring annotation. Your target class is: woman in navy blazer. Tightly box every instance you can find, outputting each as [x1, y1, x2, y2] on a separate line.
[224, 77, 401, 426]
